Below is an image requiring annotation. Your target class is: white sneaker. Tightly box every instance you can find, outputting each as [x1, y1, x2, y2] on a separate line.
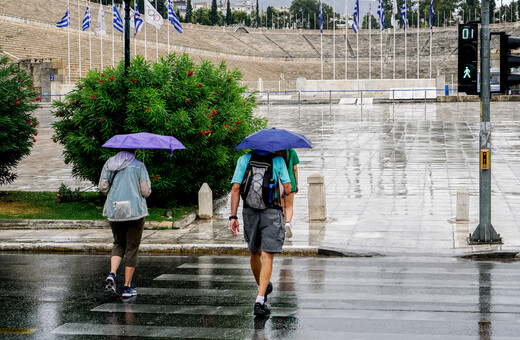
[285, 222, 293, 238]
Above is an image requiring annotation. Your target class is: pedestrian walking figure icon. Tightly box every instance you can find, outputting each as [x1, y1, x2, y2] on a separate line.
[464, 66, 472, 79]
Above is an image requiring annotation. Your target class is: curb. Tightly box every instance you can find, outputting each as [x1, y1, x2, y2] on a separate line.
[0, 242, 319, 256]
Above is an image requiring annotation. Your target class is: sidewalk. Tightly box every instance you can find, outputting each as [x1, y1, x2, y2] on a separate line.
[2, 103, 520, 257]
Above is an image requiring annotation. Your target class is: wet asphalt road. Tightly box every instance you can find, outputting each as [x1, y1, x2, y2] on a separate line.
[2, 254, 520, 339]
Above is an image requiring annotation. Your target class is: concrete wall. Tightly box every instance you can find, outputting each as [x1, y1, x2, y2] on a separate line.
[297, 77, 438, 91]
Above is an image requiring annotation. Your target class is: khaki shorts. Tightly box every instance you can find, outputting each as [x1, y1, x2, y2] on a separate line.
[242, 207, 286, 253]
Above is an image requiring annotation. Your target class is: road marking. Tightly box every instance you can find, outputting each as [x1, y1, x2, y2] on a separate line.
[0, 328, 36, 334]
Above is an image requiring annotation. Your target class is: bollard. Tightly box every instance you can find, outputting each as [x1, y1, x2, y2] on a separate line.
[198, 183, 213, 219]
[308, 172, 326, 221]
[456, 188, 469, 221]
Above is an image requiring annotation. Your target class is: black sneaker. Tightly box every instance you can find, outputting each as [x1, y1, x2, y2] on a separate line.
[264, 281, 273, 303]
[254, 302, 271, 316]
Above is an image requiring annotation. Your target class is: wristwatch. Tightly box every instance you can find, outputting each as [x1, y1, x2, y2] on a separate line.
[229, 215, 238, 221]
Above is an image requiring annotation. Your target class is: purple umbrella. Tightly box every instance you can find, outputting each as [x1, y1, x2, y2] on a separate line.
[235, 128, 312, 152]
[102, 132, 185, 156]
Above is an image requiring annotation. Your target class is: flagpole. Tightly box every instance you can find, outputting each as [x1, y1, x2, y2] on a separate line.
[89, 1, 92, 70]
[393, 25, 395, 78]
[404, 10, 407, 79]
[417, 8, 419, 79]
[333, 0, 336, 80]
[320, 0, 323, 80]
[380, 20, 383, 78]
[430, 21, 432, 79]
[168, 0, 170, 55]
[369, 3, 372, 80]
[155, 0, 158, 61]
[145, 20, 147, 59]
[67, 0, 71, 85]
[78, 1, 82, 78]
[345, 0, 348, 79]
[112, 1, 115, 67]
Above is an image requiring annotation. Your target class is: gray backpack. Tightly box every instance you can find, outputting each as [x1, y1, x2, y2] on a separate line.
[240, 153, 277, 210]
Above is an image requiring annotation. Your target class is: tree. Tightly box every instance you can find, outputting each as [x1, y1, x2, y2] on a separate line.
[52, 54, 266, 205]
[0, 53, 39, 185]
[266, 6, 273, 28]
[210, 0, 218, 25]
[256, 0, 260, 27]
[290, 0, 333, 30]
[226, 0, 233, 25]
[185, 0, 192, 22]
[232, 11, 250, 26]
[490, 0, 496, 23]
[192, 8, 211, 25]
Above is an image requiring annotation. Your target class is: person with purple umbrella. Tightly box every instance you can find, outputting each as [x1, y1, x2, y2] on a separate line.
[98, 148, 152, 298]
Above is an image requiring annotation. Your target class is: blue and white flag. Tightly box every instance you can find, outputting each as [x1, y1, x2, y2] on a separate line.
[133, 5, 144, 37]
[319, 0, 323, 33]
[352, 0, 359, 33]
[401, 0, 406, 31]
[429, 0, 434, 30]
[82, 4, 91, 31]
[168, 0, 183, 33]
[113, 2, 124, 33]
[377, 0, 385, 31]
[56, 7, 70, 28]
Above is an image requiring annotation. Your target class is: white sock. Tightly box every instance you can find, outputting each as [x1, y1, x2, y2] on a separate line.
[255, 295, 265, 305]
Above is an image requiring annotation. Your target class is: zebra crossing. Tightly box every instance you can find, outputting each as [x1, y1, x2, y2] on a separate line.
[49, 255, 520, 339]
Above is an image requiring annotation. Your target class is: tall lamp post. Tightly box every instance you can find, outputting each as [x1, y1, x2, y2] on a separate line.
[124, 0, 130, 74]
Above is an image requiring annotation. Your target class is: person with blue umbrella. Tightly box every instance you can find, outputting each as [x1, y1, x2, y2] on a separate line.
[230, 128, 311, 316]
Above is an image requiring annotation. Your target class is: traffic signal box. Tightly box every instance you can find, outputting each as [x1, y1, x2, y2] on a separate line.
[499, 33, 520, 94]
[458, 23, 479, 94]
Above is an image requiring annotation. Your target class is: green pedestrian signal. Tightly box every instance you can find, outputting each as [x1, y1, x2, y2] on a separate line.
[458, 23, 478, 94]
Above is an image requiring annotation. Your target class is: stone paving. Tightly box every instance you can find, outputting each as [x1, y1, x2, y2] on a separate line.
[2, 102, 520, 255]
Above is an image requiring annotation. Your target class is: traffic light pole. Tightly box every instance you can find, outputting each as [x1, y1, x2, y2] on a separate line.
[469, 0, 502, 244]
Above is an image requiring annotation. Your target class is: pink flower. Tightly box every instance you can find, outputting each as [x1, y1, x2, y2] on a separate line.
[99, 80, 104, 83]
[153, 175, 159, 180]
[146, 107, 150, 112]
[16, 101, 20, 106]
[53, 139, 57, 143]
[225, 125, 228, 128]
[198, 83, 202, 88]
[236, 121, 241, 125]
[28, 120, 32, 124]
[100, 118, 105, 122]
[187, 70, 194, 77]
[34, 132, 37, 136]
[212, 92, 216, 95]
[131, 77, 137, 83]
[40, 106, 43, 109]
[174, 127, 177, 130]
[33, 139, 36, 142]
[212, 109, 217, 115]
[71, 100, 76, 104]
[227, 77, 232, 82]
[101, 73, 105, 77]
[91, 94, 96, 99]
[186, 99, 190, 103]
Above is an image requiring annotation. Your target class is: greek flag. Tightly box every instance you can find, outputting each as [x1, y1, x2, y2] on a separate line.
[168, 0, 183, 33]
[352, 0, 359, 33]
[113, 2, 124, 33]
[319, 0, 323, 33]
[82, 4, 91, 31]
[377, 0, 385, 31]
[56, 7, 70, 28]
[401, 0, 406, 31]
[134, 5, 143, 37]
[429, 0, 434, 30]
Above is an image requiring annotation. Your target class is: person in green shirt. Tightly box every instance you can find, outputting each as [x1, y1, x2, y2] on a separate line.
[275, 149, 300, 238]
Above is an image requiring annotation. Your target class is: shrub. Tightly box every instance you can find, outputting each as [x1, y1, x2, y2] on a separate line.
[52, 53, 265, 204]
[0, 52, 39, 185]
[56, 183, 83, 203]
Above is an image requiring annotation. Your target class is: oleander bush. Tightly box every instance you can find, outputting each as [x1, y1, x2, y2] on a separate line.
[52, 53, 265, 204]
[0, 52, 39, 185]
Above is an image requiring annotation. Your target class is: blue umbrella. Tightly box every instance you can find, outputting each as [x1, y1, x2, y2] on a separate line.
[102, 132, 185, 156]
[235, 128, 312, 152]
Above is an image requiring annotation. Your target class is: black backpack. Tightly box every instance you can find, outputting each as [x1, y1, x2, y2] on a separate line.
[240, 152, 279, 210]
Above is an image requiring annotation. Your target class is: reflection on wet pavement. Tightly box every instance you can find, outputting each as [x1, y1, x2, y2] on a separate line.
[5, 102, 520, 254]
